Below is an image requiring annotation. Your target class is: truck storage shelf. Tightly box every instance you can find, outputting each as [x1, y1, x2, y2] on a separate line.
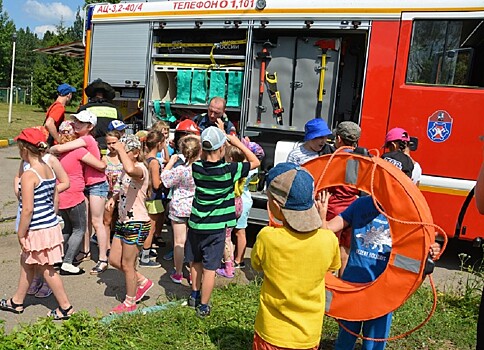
[246, 123, 304, 134]
[152, 53, 246, 60]
[153, 65, 244, 72]
[149, 101, 241, 112]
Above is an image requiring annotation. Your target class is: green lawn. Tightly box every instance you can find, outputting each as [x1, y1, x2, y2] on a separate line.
[0, 279, 479, 350]
[0, 103, 78, 140]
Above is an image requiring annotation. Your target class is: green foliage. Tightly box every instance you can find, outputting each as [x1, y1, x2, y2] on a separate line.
[0, 0, 16, 86]
[0, 279, 479, 350]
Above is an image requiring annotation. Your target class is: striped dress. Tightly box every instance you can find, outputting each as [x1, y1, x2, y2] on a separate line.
[189, 160, 250, 234]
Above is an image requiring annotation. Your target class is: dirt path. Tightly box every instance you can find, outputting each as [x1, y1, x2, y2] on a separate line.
[0, 146, 477, 333]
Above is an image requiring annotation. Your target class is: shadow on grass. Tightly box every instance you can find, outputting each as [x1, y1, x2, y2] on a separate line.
[208, 326, 253, 350]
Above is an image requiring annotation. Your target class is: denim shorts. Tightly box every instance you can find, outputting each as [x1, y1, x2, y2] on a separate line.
[84, 180, 109, 198]
[114, 221, 151, 246]
[185, 229, 225, 271]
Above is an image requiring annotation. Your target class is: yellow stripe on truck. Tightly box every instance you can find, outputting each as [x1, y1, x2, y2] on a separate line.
[419, 185, 470, 197]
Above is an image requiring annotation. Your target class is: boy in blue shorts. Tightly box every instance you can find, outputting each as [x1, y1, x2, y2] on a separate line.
[186, 126, 260, 317]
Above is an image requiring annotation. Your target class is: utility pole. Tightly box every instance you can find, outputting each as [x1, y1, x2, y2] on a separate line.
[8, 32, 17, 124]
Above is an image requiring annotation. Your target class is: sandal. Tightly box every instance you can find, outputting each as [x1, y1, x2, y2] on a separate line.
[35, 282, 53, 298]
[0, 298, 24, 314]
[48, 305, 73, 320]
[90, 260, 108, 275]
[27, 277, 43, 295]
[73, 251, 91, 265]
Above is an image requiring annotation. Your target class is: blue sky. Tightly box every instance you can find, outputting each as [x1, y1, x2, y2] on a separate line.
[3, 0, 85, 36]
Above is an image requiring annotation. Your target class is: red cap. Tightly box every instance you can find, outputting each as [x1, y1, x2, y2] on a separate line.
[175, 119, 200, 135]
[15, 127, 47, 146]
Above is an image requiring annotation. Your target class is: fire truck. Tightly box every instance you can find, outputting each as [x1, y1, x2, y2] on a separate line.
[83, 0, 484, 244]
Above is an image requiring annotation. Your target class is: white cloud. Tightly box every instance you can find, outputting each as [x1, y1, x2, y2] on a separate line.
[34, 24, 58, 37]
[25, 1, 75, 23]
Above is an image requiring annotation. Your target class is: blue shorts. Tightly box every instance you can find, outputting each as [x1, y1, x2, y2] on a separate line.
[236, 196, 253, 229]
[185, 229, 225, 271]
[114, 221, 151, 246]
[84, 180, 109, 198]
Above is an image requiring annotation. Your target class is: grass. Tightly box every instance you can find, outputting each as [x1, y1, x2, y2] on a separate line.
[0, 103, 78, 140]
[0, 277, 479, 350]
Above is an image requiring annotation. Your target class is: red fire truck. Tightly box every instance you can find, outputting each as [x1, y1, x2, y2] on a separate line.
[82, 0, 484, 244]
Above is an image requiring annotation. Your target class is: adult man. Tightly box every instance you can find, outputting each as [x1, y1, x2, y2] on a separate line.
[78, 79, 123, 152]
[193, 96, 237, 135]
[43, 83, 76, 146]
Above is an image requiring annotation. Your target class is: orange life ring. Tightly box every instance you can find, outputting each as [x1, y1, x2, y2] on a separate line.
[301, 150, 437, 322]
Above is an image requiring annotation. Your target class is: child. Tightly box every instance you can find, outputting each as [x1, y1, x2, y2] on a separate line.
[151, 120, 174, 160]
[107, 120, 127, 137]
[50, 110, 110, 275]
[161, 135, 201, 284]
[140, 130, 169, 268]
[251, 162, 341, 349]
[287, 118, 334, 165]
[216, 145, 249, 278]
[232, 139, 264, 269]
[103, 130, 123, 243]
[0, 128, 74, 320]
[57, 121, 106, 275]
[187, 126, 260, 317]
[14, 131, 70, 298]
[381, 127, 414, 179]
[106, 134, 153, 313]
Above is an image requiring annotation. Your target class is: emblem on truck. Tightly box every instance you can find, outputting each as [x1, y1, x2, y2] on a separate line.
[427, 110, 453, 143]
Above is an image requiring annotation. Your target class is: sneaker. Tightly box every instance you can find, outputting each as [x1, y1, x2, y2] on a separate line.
[196, 304, 211, 318]
[162, 250, 174, 261]
[139, 259, 161, 268]
[216, 268, 234, 279]
[35, 282, 52, 298]
[187, 294, 201, 308]
[110, 302, 137, 314]
[135, 279, 153, 302]
[27, 277, 43, 295]
[149, 249, 158, 259]
[234, 261, 246, 269]
[170, 273, 183, 284]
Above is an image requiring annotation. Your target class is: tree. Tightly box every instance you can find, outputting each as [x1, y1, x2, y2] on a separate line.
[0, 0, 16, 87]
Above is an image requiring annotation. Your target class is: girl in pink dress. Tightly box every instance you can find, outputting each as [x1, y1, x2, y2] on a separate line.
[0, 128, 74, 320]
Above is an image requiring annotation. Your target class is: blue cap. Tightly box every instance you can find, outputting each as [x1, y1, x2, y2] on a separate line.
[266, 162, 321, 232]
[108, 120, 127, 131]
[57, 83, 76, 96]
[304, 118, 332, 141]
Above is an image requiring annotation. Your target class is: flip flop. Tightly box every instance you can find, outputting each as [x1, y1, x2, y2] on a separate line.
[73, 251, 91, 265]
[48, 305, 73, 320]
[0, 298, 24, 314]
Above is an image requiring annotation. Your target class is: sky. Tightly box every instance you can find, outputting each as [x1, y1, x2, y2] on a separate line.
[3, 0, 85, 37]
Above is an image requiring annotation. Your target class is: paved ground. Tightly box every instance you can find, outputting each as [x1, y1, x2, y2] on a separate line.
[0, 146, 477, 333]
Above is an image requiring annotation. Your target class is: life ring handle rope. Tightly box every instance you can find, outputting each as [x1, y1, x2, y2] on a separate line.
[316, 146, 448, 260]
[334, 274, 438, 342]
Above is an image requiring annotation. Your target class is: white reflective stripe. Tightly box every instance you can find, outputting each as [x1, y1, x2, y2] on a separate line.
[402, 11, 484, 20]
[420, 175, 475, 192]
[393, 254, 421, 274]
[325, 290, 333, 313]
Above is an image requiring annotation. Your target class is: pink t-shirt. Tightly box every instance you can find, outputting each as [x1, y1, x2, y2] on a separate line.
[81, 135, 106, 185]
[118, 163, 150, 223]
[58, 148, 88, 210]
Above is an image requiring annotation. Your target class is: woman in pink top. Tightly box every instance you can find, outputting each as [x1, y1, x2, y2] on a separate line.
[57, 121, 106, 275]
[50, 110, 110, 275]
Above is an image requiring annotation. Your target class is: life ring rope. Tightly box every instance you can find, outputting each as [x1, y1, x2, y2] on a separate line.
[334, 274, 438, 342]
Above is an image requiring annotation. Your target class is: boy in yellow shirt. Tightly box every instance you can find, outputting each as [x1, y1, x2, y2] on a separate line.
[251, 162, 341, 350]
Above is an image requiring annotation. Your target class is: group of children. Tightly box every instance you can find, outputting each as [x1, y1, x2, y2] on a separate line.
[1, 110, 442, 349]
